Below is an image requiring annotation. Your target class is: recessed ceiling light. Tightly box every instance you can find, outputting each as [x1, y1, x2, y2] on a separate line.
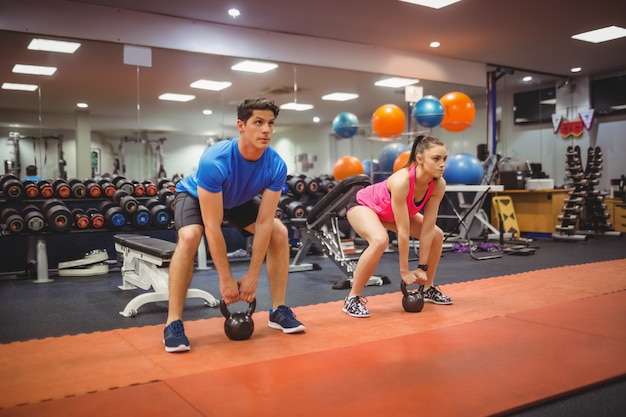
[322, 92, 359, 101]
[28, 38, 81, 53]
[158, 93, 196, 102]
[190, 79, 232, 91]
[375, 77, 420, 88]
[202, 109, 213, 115]
[2, 82, 38, 91]
[231, 60, 278, 73]
[429, 41, 440, 48]
[76, 102, 88, 108]
[13, 64, 57, 76]
[399, 0, 461, 10]
[228, 8, 240, 18]
[313, 117, 321, 123]
[523, 76, 533, 82]
[572, 25, 626, 43]
[571, 67, 582, 73]
[280, 102, 314, 111]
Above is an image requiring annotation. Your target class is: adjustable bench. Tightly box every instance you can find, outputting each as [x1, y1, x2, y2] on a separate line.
[289, 174, 391, 289]
[114, 234, 219, 317]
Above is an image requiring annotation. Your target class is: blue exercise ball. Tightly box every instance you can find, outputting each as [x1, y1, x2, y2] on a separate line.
[379, 142, 409, 173]
[332, 112, 359, 138]
[413, 95, 444, 128]
[362, 159, 380, 177]
[443, 153, 484, 185]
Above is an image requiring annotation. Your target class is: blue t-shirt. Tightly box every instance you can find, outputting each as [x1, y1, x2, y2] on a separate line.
[176, 138, 287, 209]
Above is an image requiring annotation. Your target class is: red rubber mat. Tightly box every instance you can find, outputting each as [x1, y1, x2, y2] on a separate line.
[0, 259, 624, 415]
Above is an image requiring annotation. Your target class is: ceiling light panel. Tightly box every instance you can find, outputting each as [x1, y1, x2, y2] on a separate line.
[399, 0, 461, 10]
[27, 38, 81, 53]
[2, 82, 39, 91]
[13, 64, 57, 76]
[571, 25, 626, 43]
[322, 92, 359, 101]
[375, 77, 420, 88]
[190, 79, 232, 91]
[159, 93, 195, 102]
[231, 60, 278, 73]
[280, 102, 314, 111]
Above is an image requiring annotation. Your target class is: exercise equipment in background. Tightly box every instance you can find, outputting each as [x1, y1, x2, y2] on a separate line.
[333, 156, 364, 181]
[443, 153, 484, 185]
[332, 112, 359, 139]
[371, 103, 406, 139]
[440, 91, 475, 132]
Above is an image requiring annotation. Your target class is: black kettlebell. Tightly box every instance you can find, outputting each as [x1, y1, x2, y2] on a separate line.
[401, 281, 424, 313]
[220, 298, 256, 341]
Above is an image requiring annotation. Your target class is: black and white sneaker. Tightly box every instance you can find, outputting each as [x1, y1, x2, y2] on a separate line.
[342, 295, 371, 317]
[423, 286, 453, 305]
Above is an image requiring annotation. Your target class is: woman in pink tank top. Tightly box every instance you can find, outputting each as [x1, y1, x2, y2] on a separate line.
[343, 135, 453, 318]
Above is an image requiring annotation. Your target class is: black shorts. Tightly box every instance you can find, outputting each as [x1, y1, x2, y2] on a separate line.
[174, 192, 259, 235]
[346, 195, 361, 212]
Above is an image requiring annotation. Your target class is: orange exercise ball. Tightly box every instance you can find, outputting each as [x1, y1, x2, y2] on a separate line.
[371, 104, 406, 139]
[393, 150, 411, 172]
[333, 156, 364, 181]
[440, 92, 476, 132]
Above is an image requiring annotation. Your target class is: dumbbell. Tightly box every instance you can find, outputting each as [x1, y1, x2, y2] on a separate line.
[132, 181, 146, 197]
[144, 198, 171, 228]
[1, 207, 25, 233]
[22, 204, 46, 232]
[112, 176, 135, 195]
[287, 176, 306, 196]
[53, 179, 71, 198]
[97, 179, 117, 197]
[85, 207, 105, 229]
[0, 174, 25, 200]
[303, 177, 321, 194]
[158, 188, 175, 213]
[83, 179, 103, 198]
[41, 199, 72, 232]
[157, 178, 176, 192]
[71, 208, 91, 229]
[130, 204, 151, 228]
[112, 189, 139, 214]
[278, 195, 305, 219]
[98, 200, 127, 229]
[23, 180, 40, 198]
[68, 179, 88, 199]
[38, 180, 54, 198]
[319, 178, 337, 194]
[142, 180, 158, 196]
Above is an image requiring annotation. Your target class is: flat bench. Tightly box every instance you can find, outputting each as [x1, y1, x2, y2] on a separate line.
[114, 234, 219, 317]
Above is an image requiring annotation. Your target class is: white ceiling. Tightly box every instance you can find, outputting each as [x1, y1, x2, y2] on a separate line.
[1, 0, 625, 138]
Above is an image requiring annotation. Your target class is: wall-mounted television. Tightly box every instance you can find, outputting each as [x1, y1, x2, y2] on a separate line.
[513, 87, 556, 125]
[591, 75, 626, 116]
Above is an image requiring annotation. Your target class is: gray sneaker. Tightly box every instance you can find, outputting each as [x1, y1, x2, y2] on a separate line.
[342, 295, 371, 317]
[423, 286, 453, 305]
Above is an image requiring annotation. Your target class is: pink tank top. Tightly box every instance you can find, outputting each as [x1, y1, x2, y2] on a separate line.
[355, 165, 435, 222]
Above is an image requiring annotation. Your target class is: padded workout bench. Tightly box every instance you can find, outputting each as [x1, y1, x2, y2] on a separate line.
[114, 234, 219, 317]
[290, 174, 390, 289]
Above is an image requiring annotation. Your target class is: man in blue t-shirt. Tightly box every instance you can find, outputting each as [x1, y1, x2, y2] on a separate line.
[164, 97, 305, 352]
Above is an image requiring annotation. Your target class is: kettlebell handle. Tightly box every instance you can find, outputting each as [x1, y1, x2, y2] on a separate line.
[401, 280, 423, 295]
[220, 297, 257, 319]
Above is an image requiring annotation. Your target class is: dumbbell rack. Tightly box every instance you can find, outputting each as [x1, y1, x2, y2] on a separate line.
[577, 147, 619, 237]
[0, 174, 178, 282]
[553, 146, 615, 241]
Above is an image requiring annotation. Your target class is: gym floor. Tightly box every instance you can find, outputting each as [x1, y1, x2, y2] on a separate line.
[0, 236, 625, 416]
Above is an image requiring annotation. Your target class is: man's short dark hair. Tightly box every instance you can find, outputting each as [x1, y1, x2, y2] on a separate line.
[25, 165, 38, 176]
[237, 97, 280, 123]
